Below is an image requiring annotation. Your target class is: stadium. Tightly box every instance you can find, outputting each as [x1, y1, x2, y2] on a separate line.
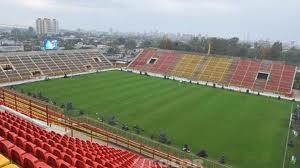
[0, 48, 299, 168]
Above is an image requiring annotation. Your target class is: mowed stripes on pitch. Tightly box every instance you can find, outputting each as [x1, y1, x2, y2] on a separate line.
[15, 71, 292, 168]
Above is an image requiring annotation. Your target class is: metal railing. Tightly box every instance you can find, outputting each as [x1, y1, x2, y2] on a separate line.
[0, 87, 232, 168]
[283, 103, 300, 168]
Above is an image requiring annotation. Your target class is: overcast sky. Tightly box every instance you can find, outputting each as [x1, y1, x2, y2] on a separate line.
[1, 0, 299, 42]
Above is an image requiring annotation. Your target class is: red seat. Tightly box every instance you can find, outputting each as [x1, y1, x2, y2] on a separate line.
[17, 129, 26, 138]
[0, 136, 5, 142]
[63, 154, 77, 165]
[40, 135, 47, 142]
[55, 143, 65, 152]
[34, 147, 47, 161]
[86, 158, 95, 167]
[10, 146, 26, 166]
[75, 159, 86, 168]
[60, 140, 67, 147]
[0, 127, 10, 137]
[76, 148, 87, 156]
[56, 159, 72, 168]
[42, 143, 53, 153]
[11, 125, 19, 134]
[53, 137, 60, 143]
[48, 139, 56, 147]
[53, 147, 63, 158]
[33, 131, 40, 138]
[4, 122, 11, 130]
[85, 152, 95, 161]
[66, 148, 76, 157]
[34, 138, 43, 147]
[26, 133, 35, 143]
[7, 131, 18, 143]
[46, 153, 59, 168]
[25, 141, 36, 154]
[68, 144, 76, 151]
[23, 154, 38, 168]
[35, 161, 52, 168]
[0, 139, 14, 157]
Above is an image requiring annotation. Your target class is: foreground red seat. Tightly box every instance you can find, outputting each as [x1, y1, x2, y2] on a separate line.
[10, 146, 26, 166]
[0, 140, 14, 157]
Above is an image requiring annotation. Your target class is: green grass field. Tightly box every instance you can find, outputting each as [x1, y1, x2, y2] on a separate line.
[15, 71, 292, 168]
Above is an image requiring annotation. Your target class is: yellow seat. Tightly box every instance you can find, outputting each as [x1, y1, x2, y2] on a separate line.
[198, 57, 233, 83]
[2, 164, 19, 168]
[0, 154, 10, 167]
[172, 54, 204, 78]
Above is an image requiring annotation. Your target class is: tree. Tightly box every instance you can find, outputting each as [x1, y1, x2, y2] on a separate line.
[125, 40, 137, 49]
[269, 41, 282, 60]
[11, 28, 21, 37]
[237, 43, 251, 57]
[140, 40, 153, 48]
[107, 47, 120, 54]
[114, 37, 126, 45]
[27, 27, 35, 36]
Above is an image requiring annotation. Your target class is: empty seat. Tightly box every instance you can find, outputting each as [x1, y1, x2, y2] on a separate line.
[10, 146, 26, 166]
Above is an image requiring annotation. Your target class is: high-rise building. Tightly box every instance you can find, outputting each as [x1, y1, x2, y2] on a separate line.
[35, 18, 59, 35]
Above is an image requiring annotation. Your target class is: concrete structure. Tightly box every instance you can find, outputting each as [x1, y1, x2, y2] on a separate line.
[0, 46, 24, 52]
[36, 18, 59, 35]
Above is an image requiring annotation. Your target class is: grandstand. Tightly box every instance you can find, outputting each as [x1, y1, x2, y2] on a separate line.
[0, 49, 112, 84]
[129, 48, 297, 97]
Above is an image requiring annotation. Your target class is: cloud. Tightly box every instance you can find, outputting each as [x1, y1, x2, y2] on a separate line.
[0, 0, 300, 41]
[18, 0, 53, 9]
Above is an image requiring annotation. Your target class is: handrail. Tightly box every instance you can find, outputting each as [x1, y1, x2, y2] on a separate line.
[0, 87, 207, 168]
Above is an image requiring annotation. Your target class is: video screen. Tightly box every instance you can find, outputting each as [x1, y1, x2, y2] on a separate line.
[44, 39, 59, 50]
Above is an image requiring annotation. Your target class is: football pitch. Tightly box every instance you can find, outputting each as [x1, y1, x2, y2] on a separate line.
[15, 70, 292, 168]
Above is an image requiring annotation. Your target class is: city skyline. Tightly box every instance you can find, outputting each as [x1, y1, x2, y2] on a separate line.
[1, 0, 299, 42]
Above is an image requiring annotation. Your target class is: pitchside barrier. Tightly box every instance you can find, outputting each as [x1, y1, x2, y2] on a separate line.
[0, 68, 120, 88]
[0, 88, 232, 168]
[283, 104, 299, 168]
[124, 68, 296, 101]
